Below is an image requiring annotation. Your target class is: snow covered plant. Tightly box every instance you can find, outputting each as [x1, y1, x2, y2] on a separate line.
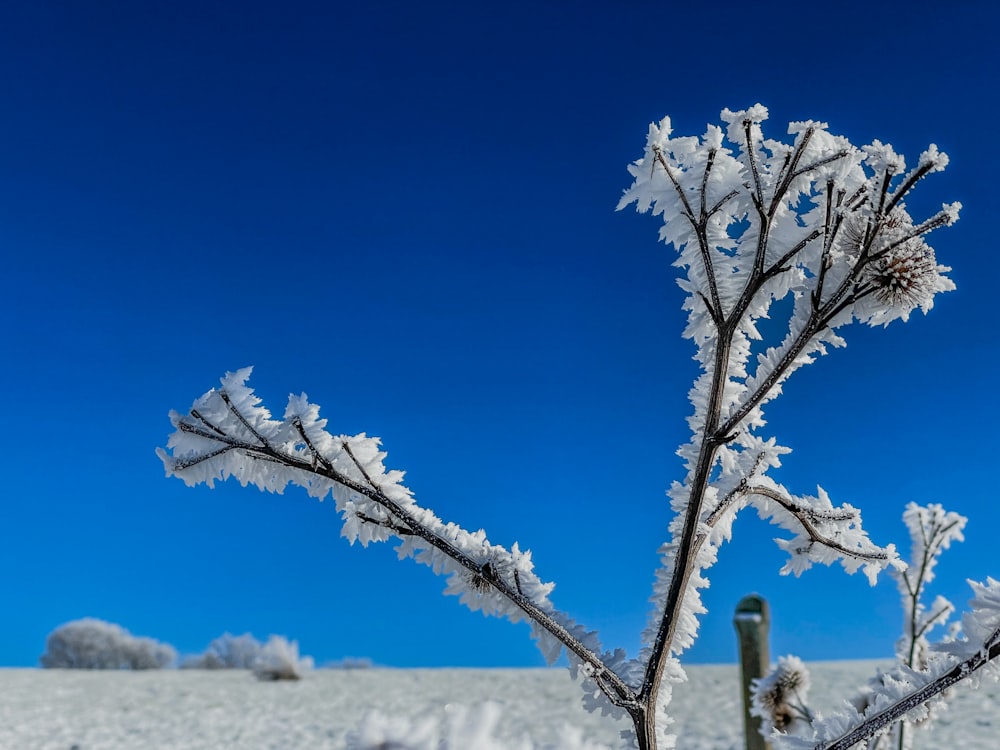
[181, 631, 264, 670]
[753, 503, 984, 750]
[752, 655, 814, 737]
[251, 635, 314, 681]
[158, 105, 1000, 749]
[41, 618, 176, 670]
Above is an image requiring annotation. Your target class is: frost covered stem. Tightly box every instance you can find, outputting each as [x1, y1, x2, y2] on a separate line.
[884, 161, 938, 217]
[175, 416, 641, 711]
[903, 517, 963, 664]
[640, 320, 735, 708]
[638, 138, 843, 732]
[813, 182, 841, 310]
[819, 632, 1000, 750]
[746, 486, 889, 564]
[743, 119, 767, 217]
[637, 137, 861, 747]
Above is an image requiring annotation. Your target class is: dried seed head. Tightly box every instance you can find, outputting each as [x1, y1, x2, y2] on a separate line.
[466, 565, 493, 594]
[757, 691, 796, 731]
[839, 213, 871, 255]
[839, 211, 907, 257]
[867, 241, 939, 308]
[752, 656, 813, 734]
[464, 552, 513, 594]
[773, 660, 809, 693]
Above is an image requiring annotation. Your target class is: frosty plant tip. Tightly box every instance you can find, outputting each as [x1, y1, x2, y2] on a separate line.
[750, 503, 994, 750]
[159, 105, 998, 750]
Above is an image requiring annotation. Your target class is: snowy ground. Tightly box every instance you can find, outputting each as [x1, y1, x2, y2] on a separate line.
[1, 661, 996, 749]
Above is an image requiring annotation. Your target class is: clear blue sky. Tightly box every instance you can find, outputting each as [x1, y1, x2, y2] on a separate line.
[0, 0, 997, 669]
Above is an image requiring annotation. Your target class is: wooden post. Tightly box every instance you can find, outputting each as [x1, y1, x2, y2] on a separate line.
[734, 594, 771, 750]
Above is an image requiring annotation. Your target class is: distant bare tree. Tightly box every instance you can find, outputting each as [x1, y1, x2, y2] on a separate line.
[181, 631, 263, 669]
[41, 618, 175, 670]
[252, 635, 314, 681]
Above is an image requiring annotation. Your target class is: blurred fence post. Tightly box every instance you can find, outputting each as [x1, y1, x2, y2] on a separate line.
[734, 594, 771, 750]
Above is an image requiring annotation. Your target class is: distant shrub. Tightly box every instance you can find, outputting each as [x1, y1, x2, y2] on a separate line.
[252, 635, 314, 681]
[40, 618, 176, 670]
[181, 632, 263, 669]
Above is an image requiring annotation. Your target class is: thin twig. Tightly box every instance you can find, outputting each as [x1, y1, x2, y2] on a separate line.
[354, 510, 414, 536]
[292, 418, 333, 471]
[746, 485, 888, 563]
[169, 444, 235, 472]
[884, 161, 938, 217]
[652, 146, 697, 221]
[175, 420, 259, 451]
[787, 149, 851, 184]
[812, 181, 839, 312]
[763, 230, 822, 280]
[768, 129, 816, 213]
[743, 119, 766, 211]
[190, 408, 226, 437]
[220, 392, 270, 447]
[874, 165, 896, 218]
[652, 146, 724, 317]
[866, 210, 955, 263]
[706, 189, 740, 218]
[703, 453, 768, 528]
[699, 148, 716, 222]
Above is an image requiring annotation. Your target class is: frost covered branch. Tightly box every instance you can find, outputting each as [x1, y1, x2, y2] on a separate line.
[745, 485, 895, 576]
[158, 369, 639, 712]
[618, 105, 955, 746]
[813, 608, 1000, 750]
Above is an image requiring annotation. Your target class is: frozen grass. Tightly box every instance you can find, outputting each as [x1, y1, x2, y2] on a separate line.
[0, 661, 995, 749]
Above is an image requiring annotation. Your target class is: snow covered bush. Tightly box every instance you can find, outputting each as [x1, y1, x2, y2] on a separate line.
[181, 631, 263, 669]
[158, 105, 1000, 749]
[251, 634, 314, 681]
[40, 618, 176, 670]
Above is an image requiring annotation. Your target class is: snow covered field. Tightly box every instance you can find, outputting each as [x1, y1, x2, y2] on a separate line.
[1, 661, 996, 749]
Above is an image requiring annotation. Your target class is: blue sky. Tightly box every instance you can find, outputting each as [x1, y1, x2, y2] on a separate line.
[0, 0, 997, 669]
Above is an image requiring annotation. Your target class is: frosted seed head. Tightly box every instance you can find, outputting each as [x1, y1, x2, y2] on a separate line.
[867, 242, 939, 309]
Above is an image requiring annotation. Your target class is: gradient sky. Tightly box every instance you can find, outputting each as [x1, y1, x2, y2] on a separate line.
[1, 0, 997, 669]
